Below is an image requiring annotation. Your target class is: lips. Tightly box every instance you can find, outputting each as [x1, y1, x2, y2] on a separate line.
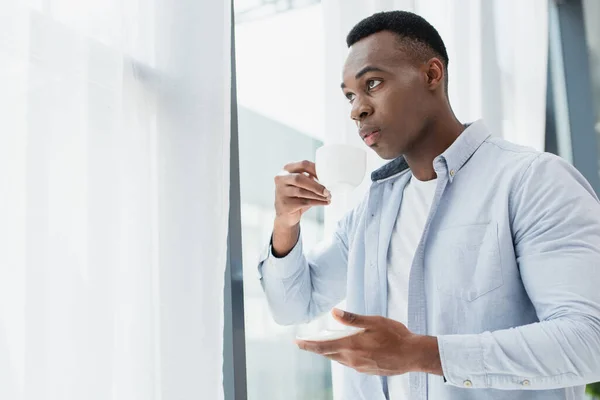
[359, 126, 380, 140]
[362, 130, 379, 140]
[363, 130, 380, 146]
[359, 126, 381, 146]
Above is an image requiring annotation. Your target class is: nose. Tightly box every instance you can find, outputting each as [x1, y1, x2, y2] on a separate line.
[350, 98, 374, 123]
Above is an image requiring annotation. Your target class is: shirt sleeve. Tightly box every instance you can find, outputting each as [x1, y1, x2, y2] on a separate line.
[438, 152, 600, 390]
[257, 212, 351, 326]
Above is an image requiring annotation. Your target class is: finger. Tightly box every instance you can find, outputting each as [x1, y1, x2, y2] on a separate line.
[323, 353, 351, 366]
[354, 367, 380, 375]
[321, 354, 379, 375]
[284, 186, 332, 202]
[302, 171, 319, 181]
[295, 338, 347, 355]
[332, 309, 379, 328]
[284, 160, 317, 177]
[287, 174, 330, 198]
[283, 197, 330, 210]
[276, 169, 318, 182]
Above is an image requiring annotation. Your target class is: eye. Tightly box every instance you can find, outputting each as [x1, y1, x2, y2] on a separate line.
[367, 79, 382, 90]
[345, 92, 355, 104]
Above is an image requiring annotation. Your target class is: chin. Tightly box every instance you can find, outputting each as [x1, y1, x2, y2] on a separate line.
[372, 145, 403, 160]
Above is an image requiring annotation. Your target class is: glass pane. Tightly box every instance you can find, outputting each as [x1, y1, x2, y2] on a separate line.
[235, 0, 321, 23]
[234, 3, 333, 400]
[582, 0, 600, 179]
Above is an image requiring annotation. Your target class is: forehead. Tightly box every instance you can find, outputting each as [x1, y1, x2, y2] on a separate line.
[343, 31, 410, 77]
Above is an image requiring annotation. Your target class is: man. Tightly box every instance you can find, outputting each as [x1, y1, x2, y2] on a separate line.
[257, 10, 600, 400]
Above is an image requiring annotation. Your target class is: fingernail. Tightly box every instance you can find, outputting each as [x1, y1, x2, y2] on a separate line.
[332, 308, 344, 318]
[323, 189, 331, 198]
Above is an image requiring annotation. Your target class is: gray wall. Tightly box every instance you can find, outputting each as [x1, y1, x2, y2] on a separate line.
[238, 106, 324, 222]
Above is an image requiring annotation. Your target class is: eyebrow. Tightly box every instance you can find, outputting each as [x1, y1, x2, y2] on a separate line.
[340, 66, 387, 89]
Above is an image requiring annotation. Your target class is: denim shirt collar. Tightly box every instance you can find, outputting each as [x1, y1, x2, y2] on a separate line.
[370, 119, 491, 182]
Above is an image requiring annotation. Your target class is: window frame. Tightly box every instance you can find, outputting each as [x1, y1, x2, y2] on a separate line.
[546, 0, 600, 193]
[224, 3, 249, 400]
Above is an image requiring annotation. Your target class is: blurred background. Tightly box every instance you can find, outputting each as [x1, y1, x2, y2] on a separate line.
[234, 0, 600, 399]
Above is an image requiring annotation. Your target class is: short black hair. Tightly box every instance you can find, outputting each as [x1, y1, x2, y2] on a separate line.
[346, 11, 449, 88]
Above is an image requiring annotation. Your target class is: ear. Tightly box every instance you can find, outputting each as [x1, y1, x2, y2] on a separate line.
[425, 58, 445, 91]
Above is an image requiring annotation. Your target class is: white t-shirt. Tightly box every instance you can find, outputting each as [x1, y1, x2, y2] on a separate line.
[387, 175, 437, 400]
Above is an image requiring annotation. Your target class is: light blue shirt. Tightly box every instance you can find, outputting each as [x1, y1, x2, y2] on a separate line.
[257, 120, 600, 400]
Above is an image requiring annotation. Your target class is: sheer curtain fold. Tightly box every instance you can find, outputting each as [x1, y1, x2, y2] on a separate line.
[0, 1, 230, 399]
[321, 1, 548, 399]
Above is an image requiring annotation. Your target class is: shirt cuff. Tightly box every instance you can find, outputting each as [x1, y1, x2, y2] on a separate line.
[257, 235, 305, 280]
[437, 333, 488, 389]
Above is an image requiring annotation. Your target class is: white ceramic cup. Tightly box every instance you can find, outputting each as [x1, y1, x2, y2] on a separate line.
[315, 144, 366, 191]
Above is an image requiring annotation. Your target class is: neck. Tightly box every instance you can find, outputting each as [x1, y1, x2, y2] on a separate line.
[403, 110, 464, 181]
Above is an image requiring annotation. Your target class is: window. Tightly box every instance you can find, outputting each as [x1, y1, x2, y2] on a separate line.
[234, 2, 333, 399]
[582, 0, 600, 179]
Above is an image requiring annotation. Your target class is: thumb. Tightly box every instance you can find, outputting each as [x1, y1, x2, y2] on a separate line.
[331, 308, 376, 328]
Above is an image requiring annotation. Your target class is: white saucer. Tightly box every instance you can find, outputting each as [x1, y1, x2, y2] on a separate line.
[295, 328, 365, 342]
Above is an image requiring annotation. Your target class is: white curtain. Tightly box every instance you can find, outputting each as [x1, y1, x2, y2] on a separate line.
[0, 1, 230, 399]
[321, 1, 548, 398]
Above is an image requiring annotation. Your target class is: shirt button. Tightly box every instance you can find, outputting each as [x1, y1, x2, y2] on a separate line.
[449, 169, 455, 177]
[521, 380, 530, 386]
[463, 380, 472, 388]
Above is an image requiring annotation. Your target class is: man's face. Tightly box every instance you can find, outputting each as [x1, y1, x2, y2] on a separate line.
[342, 31, 433, 160]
